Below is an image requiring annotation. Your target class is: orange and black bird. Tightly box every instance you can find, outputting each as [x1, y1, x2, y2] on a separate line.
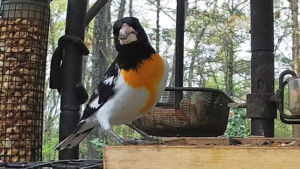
[54, 17, 169, 150]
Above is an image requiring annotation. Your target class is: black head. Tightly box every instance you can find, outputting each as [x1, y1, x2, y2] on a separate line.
[113, 17, 150, 51]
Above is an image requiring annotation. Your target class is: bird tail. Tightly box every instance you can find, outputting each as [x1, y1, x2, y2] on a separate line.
[54, 121, 96, 151]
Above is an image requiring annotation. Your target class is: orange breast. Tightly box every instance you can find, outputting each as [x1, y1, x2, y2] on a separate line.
[121, 53, 165, 113]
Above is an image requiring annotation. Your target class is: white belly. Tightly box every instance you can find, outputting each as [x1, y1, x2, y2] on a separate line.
[94, 58, 169, 131]
[95, 76, 149, 130]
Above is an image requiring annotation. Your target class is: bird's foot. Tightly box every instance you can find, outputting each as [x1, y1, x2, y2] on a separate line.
[108, 128, 164, 145]
[142, 135, 165, 144]
[120, 137, 164, 145]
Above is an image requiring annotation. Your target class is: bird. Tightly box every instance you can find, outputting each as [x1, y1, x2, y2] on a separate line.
[54, 16, 169, 150]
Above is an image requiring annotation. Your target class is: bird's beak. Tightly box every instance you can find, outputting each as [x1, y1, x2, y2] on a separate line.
[119, 23, 137, 45]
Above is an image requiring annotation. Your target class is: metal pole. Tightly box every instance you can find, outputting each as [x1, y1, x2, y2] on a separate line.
[59, 0, 88, 160]
[246, 0, 276, 137]
[174, 0, 185, 109]
[85, 0, 109, 27]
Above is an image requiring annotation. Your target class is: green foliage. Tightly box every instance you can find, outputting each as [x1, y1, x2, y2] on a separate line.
[42, 0, 67, 161]
[88, 127, 141, 159]
[113, 125, 141, 140]
[224, 109, 251, 137]
[274, 79, 292, 137]
[43, 128, 59, 161]
[90, 138, 107, 158]
[275, 111, 292, 137]
[161, 28, 175, 45]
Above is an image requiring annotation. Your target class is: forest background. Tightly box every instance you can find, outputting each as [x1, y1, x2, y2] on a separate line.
[43, 0, 299, 160]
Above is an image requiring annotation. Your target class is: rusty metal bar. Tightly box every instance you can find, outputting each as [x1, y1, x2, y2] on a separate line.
[85, 0, 109, 27]
[246, 0, 276, 137]
[174, 0, 185, 109]
[59, 0, 88, 160]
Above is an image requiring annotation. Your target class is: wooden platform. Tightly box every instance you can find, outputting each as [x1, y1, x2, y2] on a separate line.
[103, 137, 300, 169]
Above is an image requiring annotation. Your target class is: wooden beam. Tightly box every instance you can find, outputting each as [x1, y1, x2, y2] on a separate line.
[104, 145, 300, 169]
[161, 137, 300, 146]
[103, 138, 300, 169]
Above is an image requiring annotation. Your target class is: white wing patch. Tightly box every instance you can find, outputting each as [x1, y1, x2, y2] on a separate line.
[88, 96, 101, 109]
[103, 76, 114, 85]
[94, 88, 98, 94]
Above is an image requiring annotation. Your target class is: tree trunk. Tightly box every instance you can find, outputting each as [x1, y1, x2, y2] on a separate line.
[156, 0, 160, 53]
[43, 16, 61, 161]
[129, 0, 133, 16]
[187, 12, 211, 87]
[223, 27, 234, 96]
[222, 33, 234, 96]
[82, 0, 91, 110]
[187, 41, 199, 87]
[85, 1, 111, 158]
[289, 0, 300, 138]
[227, 42, 234, 96]
[118, 0, 126, 19]
[111, 0, 127, 60]
[82, 0, 90, 83]
[184, 0, 188, 21]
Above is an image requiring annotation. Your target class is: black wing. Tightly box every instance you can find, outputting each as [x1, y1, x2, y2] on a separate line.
[80, 59, 119, 120]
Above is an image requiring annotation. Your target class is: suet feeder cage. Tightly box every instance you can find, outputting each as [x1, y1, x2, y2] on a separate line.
[132, 88, 233, 137]
[276, 70, 300, 124]
[0, 0, 50, 163]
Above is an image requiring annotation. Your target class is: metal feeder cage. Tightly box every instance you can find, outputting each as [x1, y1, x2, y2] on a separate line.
[132, 87, 234, 137]
[276, 70, 300, 124]
[0, 0, 50, 163]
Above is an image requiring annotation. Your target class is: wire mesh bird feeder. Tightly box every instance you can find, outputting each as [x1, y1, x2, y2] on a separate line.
[133, 88, 233, 137]
[0, 0, 50, 163]
[132, 0, 233, 137]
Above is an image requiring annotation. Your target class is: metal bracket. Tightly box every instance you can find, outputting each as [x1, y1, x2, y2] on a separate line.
[228, 102, 247, 108]
[246, 93, 277, 119]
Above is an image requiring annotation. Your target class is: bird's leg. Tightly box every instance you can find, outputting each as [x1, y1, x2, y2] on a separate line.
[125, 123, 152, 139]
[107, 129, 140, 145]
[108, 129, 125, 143]
[125, 123, 164, 145]
[108, 128, 164, 145]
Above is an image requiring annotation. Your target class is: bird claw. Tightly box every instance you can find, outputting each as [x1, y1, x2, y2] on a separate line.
[120, 137, 165, 145]
[142, 136, 165, 144]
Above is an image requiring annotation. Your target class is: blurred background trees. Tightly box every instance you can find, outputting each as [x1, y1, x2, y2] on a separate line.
[43, 0, 297, 160]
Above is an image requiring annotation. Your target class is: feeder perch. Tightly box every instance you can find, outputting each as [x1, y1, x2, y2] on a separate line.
[276, 70, 300, 124]
[132, 87, 234, 137]
[0, 0, 50, 163]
